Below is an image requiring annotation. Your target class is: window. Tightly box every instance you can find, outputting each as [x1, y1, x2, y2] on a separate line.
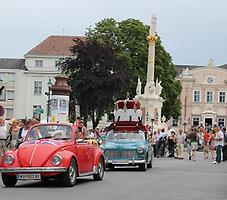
[5, 108, 13, 119]
[218, 118, 225, 127]
[0, 73, 5, 82]
[219, 92, 225, 103]
[193, 91, 200, 102]
[35, 60, 43, 67]
[172, 118, 178, 126]
[7, 91, 14, 100]
[192, 117, 199, 126]
[8, 73, 15, 82]
[34, 81, 42, 95]
[0, 90, 6, 101]
[206, 91, 213, 103]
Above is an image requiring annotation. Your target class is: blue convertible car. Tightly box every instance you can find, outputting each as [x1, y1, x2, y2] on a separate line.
[100, 121, 153, 171]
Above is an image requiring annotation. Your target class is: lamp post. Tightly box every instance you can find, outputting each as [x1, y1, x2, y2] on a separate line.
[146, 112, 149, 124]
[151, 118, 154, 133]
[45, 79, 53, 122]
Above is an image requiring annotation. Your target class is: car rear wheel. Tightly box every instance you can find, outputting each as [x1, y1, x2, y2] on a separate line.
[62, 159, 77, 187]
[93, 157, 104, 181]
[2, 173, 17, 187]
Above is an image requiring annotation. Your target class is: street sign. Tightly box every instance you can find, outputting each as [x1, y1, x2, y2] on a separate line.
[34, 107, 44, 114]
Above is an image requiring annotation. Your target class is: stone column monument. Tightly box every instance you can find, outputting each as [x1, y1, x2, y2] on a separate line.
[50, 74, 71, 123]
[135, 15, 164, 125]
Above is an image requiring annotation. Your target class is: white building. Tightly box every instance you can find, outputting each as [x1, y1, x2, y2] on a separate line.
[0, 58, 26, 119]
[0, 35, 79, 121]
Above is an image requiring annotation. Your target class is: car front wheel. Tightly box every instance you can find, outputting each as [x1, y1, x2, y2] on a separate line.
[62, 159, 77, 187]
[2, 173, 17, 187]
[139, 158, 147, 171]
[93, 157, 104, 181]
[147, 155, 153, 168]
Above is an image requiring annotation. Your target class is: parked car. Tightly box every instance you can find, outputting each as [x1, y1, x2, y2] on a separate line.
[0, 123, 105, 187]
[100, 121, 153, 171]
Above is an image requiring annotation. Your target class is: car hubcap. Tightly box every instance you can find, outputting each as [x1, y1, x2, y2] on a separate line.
[98, 161, 104, 177]
[69, 164, 75, 182]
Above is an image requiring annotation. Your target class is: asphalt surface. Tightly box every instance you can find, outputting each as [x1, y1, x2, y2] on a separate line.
[0, 152, 227, 200]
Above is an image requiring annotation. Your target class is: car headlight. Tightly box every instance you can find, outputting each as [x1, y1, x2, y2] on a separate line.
[51, 155, 62, 166]
[4, 154, 14, 165]
[137, 147, 144, 154]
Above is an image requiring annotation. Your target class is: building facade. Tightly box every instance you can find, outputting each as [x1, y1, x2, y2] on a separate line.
[0, 35, 78, 121]
[0, 58, 27, 119]
[176, 58, 227, 131]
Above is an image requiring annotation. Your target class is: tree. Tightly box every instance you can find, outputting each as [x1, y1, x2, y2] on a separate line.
[87, 18, 182, 120]
[59, 38, 132, 128]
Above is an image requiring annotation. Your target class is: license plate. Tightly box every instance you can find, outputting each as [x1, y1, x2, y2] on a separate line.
[17, 173, 41, 180]
[113, 160, 129, 164]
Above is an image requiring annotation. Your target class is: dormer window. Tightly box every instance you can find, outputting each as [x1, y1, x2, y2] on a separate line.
[35, 60, 43, 67]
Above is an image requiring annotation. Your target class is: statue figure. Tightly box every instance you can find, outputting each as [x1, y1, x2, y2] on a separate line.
[155, 79, 162, 96]
[136, 77, 142, 95]
[208, 58, 214, 67]
[147, 81, 155, 96]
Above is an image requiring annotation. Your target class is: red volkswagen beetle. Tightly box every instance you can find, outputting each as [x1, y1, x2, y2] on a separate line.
[0, 123, 105, 187]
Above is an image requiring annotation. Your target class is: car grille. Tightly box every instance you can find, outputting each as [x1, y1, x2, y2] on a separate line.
[105, 150, 137, 159]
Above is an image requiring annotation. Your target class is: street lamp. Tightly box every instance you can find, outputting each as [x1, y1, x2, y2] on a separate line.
[45, 79, 53, 122]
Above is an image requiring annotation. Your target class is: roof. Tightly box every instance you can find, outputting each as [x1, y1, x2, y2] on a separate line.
[175, 64, 227, 75]
[0, 58, 27, 70]
[24, 35, 85, 57]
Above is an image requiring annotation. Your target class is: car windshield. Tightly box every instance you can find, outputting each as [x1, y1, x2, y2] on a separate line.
[106, 130, 145, 141]
[27, 124, 73, 141]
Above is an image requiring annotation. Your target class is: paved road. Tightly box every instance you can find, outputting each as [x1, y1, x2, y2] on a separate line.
[0, 152, 227, 200]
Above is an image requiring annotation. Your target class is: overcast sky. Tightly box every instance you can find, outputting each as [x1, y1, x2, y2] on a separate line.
[1, 0, 227, 66]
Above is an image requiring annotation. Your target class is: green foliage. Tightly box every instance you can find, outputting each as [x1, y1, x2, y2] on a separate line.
[59, 38, 132, 128]
[87, 18, 182, 120]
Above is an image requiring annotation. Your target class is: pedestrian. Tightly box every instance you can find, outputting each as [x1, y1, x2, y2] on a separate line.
[16, 119, 31, 148]
[188, 127, 198, 161]
[151, 131, 157, 158]
[94, 127, 100, 139]
[185, 131, 192, 160]
[7, 118, 20, 149]
[0, 115, 9, 159]
[213, 126, 224, 164]
[176, 129, 185, 159]
[209, 129, 216, 160]
[222, 127, 227, 161]
[203, 129, 210, 159]
[156, 128, 167, 158]
[167, 130, 176, 158]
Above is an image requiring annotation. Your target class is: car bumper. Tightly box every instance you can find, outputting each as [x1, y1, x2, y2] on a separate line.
[106, 159, 145, 165]
[0, 167, 67, 173]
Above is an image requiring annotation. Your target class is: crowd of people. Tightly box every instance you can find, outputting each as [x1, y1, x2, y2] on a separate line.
[0, 116, 39, 159]
[149, 125, 227, 164]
